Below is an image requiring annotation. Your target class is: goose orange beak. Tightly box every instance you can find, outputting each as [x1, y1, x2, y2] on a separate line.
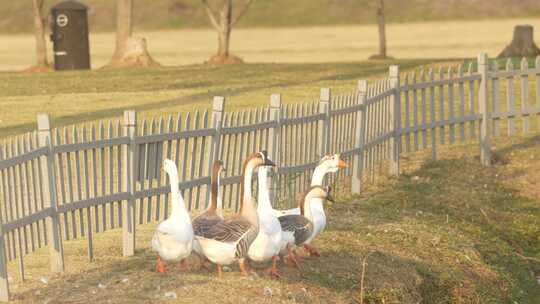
[338, 159, 348, 168]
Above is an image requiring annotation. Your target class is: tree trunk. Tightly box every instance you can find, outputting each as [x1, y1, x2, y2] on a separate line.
[106, 0, 159, 68]
[32, 0, 49, 68]
[217, 28, 231, 57]
[207, 0, 242, 64]
[498, 25, 540, 58]
[376, 0, 387, 58]
[112, 0, 133, 61]
[217, 0, 232, 57]
[369, 0, 392, 60]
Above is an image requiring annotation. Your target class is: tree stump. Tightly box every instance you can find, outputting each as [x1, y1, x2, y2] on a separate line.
[498, 25, 540, 58]
[105, 37, 160, 68]
[206, 54, 244, 64]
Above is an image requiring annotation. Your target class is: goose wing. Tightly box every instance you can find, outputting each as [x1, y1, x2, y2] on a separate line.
[205, 218, 259, 258]
[278, 215, 313, 246]
[193, 213, 223, 238]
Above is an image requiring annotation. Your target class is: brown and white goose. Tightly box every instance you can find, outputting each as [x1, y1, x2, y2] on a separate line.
[195, 152, 274, 277]
[192, 160, 225, 256]
[278, 185, 334, 267]
[273, 154, 347, 257]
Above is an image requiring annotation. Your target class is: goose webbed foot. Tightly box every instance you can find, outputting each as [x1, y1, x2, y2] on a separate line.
[293, 249, 305, 263]
[304, 244, 321, 257]
[264, 256, 281, 278]
[284, 245, 302, 269]
[156, 256, 167, 273]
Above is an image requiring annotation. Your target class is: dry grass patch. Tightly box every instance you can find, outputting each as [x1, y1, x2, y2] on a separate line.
[4, 136, 539, 303]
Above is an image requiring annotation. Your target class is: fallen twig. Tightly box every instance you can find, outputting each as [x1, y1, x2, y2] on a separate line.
[515, 252, 540, 264]
[359, 251, 374, 304]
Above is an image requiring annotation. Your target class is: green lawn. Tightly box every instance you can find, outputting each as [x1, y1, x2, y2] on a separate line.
[0, 59, 439, 139]
[1, 30, 539, 301]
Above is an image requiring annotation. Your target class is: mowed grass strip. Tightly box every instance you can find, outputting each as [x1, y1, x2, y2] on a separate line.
[0, 59, 438, 139]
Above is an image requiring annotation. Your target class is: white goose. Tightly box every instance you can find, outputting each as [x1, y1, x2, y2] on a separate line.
[278, 186, 333, 267]
[272, 154, 347, 257]
[247, 164, 282, 277]
[151, 159, 194, 273]
[195, 152, 274, 277]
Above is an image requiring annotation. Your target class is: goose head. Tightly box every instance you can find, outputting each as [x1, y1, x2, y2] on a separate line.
[299, 185, 335, 215]
[318, 154, 348, 173]
[250, 151, 276, 168]
[163, 159, 179, 179]
[212, 160, 226, 181]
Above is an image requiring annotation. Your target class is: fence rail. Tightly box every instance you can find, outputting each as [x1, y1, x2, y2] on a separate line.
[1, 53, 540, 301]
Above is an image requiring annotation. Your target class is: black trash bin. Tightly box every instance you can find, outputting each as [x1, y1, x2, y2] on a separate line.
[50, 0, 90, 70]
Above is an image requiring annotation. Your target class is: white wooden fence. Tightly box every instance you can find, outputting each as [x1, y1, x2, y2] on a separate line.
[0, 53, 540, 301]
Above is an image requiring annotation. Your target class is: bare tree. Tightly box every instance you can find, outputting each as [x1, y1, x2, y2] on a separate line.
[29, 0, 50, 71]
[106, 0, 159, 68]
[111, 0, 133, 61]
[201, 0, 254, 64]
[369, 0, 391, 60]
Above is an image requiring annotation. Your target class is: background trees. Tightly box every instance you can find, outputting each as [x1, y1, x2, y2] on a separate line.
[106, 0, 159, 68]
[201, 0, 254, 64]
[30, 0, 50, 71]
[369, 0, 391, 60]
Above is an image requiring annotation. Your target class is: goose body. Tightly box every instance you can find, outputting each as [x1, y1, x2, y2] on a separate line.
[272, 155, 346, 252]
[278, 186, 332, 262]
[196, 217, 258, 266]
[192, 161, 225, 256]
[247, 166, 282, 263]
[151, 159, 194, 272]
[196, 152, 274, 276]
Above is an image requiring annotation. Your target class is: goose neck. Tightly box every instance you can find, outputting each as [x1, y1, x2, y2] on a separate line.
[257, 167, 272, 212]
[311, 165, 328, 186]
[168, 169, 186, 218]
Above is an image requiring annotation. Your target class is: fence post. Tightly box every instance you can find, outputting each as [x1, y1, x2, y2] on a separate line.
[351, 80, 368, 194]
[268, 94, 282, 204]
[122, 110, 137, 256]
[318, 88, 331, 158]
[37, 114, 65, 273]
[389, 65, 401, 176]
[478, 53, 492, 166]
[205, 97, 225, 207]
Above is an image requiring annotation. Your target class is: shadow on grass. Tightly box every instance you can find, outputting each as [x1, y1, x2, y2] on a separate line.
[327, 156, 540, 303]
[494, 134, 540, 158]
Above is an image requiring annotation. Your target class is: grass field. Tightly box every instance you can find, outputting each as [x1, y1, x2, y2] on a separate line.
[2, 14, 540, 302]
[5, 135, 540, 303]
[0, 59, 447, 139]
[1, 17, 540, 140]
[2, 18, 540, 71]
